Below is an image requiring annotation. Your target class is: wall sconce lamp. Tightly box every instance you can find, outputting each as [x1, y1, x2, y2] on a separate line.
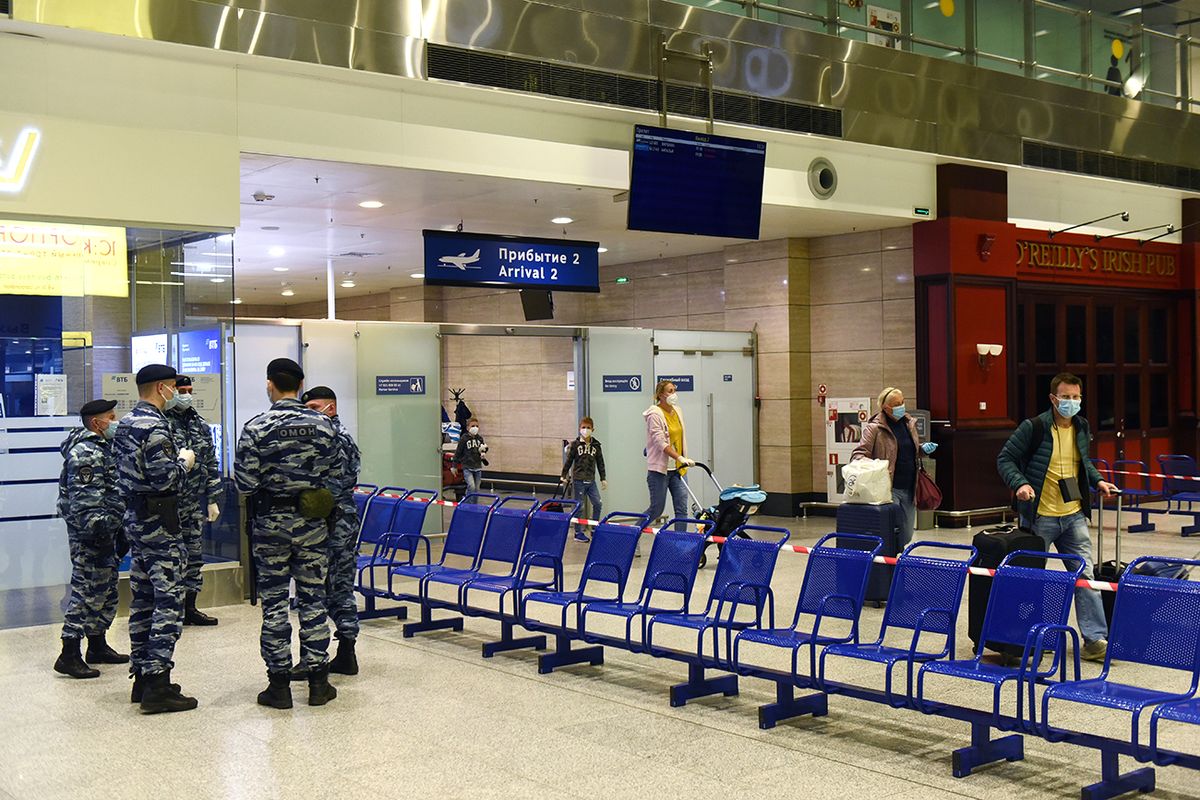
[978, 233, 996, 262]
[976, 343, 1003, 369]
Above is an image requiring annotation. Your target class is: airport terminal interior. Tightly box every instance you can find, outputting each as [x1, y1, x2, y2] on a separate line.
[2, 1, 1200, 798]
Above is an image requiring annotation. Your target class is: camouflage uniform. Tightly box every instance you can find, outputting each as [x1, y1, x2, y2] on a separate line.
[326, 415, 362, 641]
[58, 428, 124, 640]
[234, 398, 339, 672]
[167, 404, 221, 592]
[113, 400, 186, 677]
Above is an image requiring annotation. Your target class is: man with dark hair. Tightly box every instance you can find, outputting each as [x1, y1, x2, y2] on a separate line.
[235, 358, 341, 709]
[167, 375, 222, 626]
[113, 364, 198, 712]
[53, 399, 127, 679]
[302, 385, 362, 675]
[997, 372, 1118, 662]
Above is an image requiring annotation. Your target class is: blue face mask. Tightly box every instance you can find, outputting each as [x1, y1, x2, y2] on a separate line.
[889, 404, 906, 420]
[176, 392, 193, 411]
[1056, 398, 1081, 418]
[103, 420, 119, 440]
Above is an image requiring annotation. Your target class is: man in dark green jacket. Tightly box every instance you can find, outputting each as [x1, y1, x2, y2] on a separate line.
[997, 372, 1118, 662]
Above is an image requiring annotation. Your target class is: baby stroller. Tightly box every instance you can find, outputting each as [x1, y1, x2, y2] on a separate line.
[684, 463, 767, 569]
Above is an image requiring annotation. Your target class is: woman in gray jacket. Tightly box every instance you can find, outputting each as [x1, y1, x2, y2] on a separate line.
[850, 387, 937, 548]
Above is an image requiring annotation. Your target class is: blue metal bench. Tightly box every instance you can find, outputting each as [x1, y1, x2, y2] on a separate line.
[521, 512, 650, 674]
[352, 483, 379, 522]
[732, 532, 881, 729]
[916, 550, 1086, 778]
[353, 486, 406, 612]
[819, 541, 976, 709]
[579, 518, 712, 655]
[460, 498, 581, 657]
[1158, 455, 1200, 536]
[392, 493, 498, 636]
[645, 525, 792, 707]
[1041, 556, 1200, 799]
[357, 489, 438, 620]
[409, 495, 537, 638]
[1111, 459, 1158, 533]
[1152, 695, 1200, 769]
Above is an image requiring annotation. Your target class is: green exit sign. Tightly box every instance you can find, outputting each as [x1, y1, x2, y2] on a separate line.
[913, 207, 931, 217]
[615, 276, 630, 284]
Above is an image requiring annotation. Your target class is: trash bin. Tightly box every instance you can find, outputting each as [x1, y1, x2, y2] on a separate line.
[916, 457, 936, 531]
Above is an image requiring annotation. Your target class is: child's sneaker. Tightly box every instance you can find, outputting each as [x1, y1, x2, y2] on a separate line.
[573, 531, 590, 543]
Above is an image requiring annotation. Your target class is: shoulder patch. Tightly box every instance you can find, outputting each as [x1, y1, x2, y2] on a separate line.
[78, 465, 94, 484]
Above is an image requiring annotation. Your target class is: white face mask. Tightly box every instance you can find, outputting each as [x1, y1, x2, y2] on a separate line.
[665, 393, 679, 407]
[580, 428, 591, 439]
[468, 426, 479, 436]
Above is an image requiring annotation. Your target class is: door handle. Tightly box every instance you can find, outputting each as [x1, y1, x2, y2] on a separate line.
[706, 392, 715, 472]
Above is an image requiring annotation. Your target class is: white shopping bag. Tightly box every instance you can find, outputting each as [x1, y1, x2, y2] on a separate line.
[841, 458, 892, 504]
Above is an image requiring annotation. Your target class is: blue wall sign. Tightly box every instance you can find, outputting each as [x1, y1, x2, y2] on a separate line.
[656, 375, 694, 392]
[602, 374, 643, 393]
[177, 328, 221, 374]
[723, 374, 733, 382]
[376, 375, 426, 395]
[422, 230, 600, 293]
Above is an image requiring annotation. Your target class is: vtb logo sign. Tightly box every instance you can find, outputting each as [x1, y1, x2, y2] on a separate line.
[0, 127, 41, 194]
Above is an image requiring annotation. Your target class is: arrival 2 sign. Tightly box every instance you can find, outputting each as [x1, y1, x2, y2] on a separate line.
[422, 230, 600, 293]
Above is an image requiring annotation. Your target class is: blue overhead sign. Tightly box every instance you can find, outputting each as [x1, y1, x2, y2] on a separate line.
[602, 374, 643, 393]
[422, 230, 600, 293]
[376, 375, 426, 395]
[177, 328, 221, 375]
[656, 375, 694, 392]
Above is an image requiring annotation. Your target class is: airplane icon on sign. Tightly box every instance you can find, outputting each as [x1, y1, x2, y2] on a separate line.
[438, 249, 481, 270]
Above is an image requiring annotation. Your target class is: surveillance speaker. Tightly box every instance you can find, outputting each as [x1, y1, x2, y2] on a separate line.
[808, 157, 837, 200]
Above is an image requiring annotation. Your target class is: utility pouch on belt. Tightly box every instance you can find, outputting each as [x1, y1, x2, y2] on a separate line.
[135, 492, 181, 536]
[298, 488, 335, 520]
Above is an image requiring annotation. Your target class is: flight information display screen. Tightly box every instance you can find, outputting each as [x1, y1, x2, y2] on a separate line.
[627, 125, 766, 240]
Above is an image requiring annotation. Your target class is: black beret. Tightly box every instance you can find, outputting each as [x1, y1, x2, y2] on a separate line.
[175, 375, 193, 388]
[79, 399, 117, 421]
[267, 357, 304, 381]
[301, 386, 336, 403]
[136, 364, 177, 385]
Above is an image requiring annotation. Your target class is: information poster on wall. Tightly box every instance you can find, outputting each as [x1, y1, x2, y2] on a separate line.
[825, 396, 871, 502]
[102, 373, 140, 415]
[131, 333, 168, 373]
[35, 373, 68, 416]
[867, 5, 901, 48]
[189, 374, 223, 425]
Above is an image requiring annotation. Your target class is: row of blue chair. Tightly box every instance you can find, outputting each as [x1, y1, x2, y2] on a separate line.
[1091, 455, 1200, 536]
[350, 485, 438, 620]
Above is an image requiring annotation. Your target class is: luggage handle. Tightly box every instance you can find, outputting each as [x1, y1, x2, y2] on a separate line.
[1097, 488, 1123, 566]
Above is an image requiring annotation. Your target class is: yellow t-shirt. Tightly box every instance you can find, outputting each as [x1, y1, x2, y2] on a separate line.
[1037, 422, 1082, 518]
[665, 407, 684, 471]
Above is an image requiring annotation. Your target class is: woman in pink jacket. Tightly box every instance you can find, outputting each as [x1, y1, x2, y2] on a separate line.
[642, 380, 694, 531]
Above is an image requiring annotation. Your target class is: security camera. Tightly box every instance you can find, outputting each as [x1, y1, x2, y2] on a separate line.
[252, 191, 275, 202]
[1120, 212, 1130, 222]
[504, 327, 516, 335]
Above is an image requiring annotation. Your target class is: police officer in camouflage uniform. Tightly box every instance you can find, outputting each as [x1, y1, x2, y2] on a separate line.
[167, 375, 222, 626]
[53, 399, 128, 679]
[235, 358, 341, 709]
[301, 385, 362, 676]
[113, 364, 199, 713]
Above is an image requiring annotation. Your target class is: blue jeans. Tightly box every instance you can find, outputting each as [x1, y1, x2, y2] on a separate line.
[644, 470, 690, 530]
[891, 487, 915, 551]
[464, 469, 482, 498]
[1031, 512, 1108, 644]
[573, 480, 602, 534]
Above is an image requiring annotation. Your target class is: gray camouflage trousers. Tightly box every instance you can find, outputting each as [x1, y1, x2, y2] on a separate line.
[253, 513, 330, 672]
[180, 507, 205, 594]
[61, 531, 119, 640]
[128, 526, 186, 676]
[326, 502, 360, 641]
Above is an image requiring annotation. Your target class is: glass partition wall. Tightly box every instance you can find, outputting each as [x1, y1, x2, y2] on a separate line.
[0, 220, 235, 628]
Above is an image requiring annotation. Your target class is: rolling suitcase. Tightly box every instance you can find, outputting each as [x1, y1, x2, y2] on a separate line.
[1093, 490, 1124, 625]
[968, 524, 1045, 656]
[836, 502, 900, 604]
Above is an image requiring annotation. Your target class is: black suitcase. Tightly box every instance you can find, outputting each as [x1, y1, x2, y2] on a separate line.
[968, 524, 1046, 656]
[836, 502, 901, 605]
[1093, 490, 1125, 626]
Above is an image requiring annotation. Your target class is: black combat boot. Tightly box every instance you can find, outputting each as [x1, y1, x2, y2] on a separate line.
[53, 637, 100, 679]
[307, 664, 338, 706]
[328, 636, 358, 676]
[183, 593, 219, 626]
[139, 671, 198, 714]
[85, 633, 129, 664]
[130, 670, 181, 703]
[257, 671, 293, 709]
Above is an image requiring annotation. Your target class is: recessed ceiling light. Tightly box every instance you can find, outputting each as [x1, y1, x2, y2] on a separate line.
[597, 247, 608, 254]
[269, 246, 286, 257]
[551, 216, 574, 225]
[209, 277, 226, 283]
[342, 271, 357, 277]
[230, 298, 243, 305]
[340, 280, 356, 288]
[410, 272, 425, 279]
[358, 200, 384, 209]
[273, 266, 289, 272]
[281, 289, 294, 297]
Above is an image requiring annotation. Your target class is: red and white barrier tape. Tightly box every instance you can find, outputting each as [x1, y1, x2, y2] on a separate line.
[1103, 467, 1200, 484]
[419, 497, 1120, 593]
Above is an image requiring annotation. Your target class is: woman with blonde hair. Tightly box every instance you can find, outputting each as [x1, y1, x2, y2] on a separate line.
[850, 387, 938, 548]
[642, 380, 693, 531]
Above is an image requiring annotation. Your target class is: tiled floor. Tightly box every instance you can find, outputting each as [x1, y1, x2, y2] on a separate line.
[5, 512, 1200, 799]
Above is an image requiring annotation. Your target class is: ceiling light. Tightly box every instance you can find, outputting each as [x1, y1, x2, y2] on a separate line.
[410, 272, 425, 279]
[597, 247, 608, 254]
[209, 277, 226, 283]
[551, 216, 574, 225]
[340, 280, 356, 288]
[281, 289, 294, 297]
[273, 266, 289, 272]
[230, 298, 243, 305]
[358, 200, 384, 209]
[261, 226, 280, 231]
[1035, 29, 1049, 37]
[342, 271, 357, 277]
[269, 246, 286, 257]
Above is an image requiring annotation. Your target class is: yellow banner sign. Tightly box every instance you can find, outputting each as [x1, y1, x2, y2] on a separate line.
[0, 219, 128, 297]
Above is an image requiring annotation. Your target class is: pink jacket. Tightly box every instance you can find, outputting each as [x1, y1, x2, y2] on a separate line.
[851, 411, 920, 481]
[643, 404, 686, 474]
